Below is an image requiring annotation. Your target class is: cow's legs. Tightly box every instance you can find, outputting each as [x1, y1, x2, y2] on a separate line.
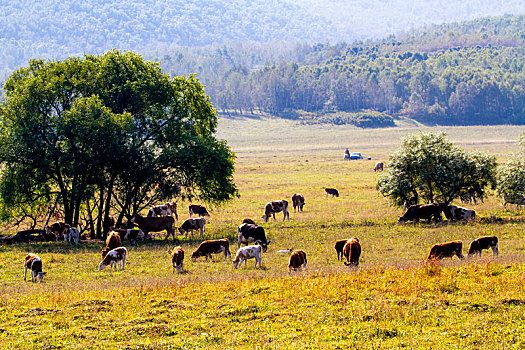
[492, 244, 499, 257]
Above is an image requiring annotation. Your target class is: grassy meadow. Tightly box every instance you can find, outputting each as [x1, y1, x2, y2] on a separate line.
[1, 118, 525, 349]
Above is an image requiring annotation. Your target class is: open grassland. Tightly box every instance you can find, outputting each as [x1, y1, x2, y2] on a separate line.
[1, 118, 525, 349]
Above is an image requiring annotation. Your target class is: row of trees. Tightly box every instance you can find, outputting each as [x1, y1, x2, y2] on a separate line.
[0, 51, 238, 237]
[156, 15, 525, 126]
[377, 132, 524, 208]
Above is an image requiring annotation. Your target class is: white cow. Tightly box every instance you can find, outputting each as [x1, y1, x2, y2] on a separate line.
[64, 224, 80, 245]
[233, 245, 262, 269]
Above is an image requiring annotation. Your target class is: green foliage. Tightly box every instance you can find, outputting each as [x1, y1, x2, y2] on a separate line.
[314, 110, 395, 128]
[0, 50, 238, 232]
[377, 132, 497, 206]
[497, 132, 525, 199]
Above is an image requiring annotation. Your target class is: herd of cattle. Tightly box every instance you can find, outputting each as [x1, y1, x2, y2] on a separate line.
[23, 187, 502, 282]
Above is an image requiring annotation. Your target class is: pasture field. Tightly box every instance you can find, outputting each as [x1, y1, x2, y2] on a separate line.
[1, 118, 525, 349]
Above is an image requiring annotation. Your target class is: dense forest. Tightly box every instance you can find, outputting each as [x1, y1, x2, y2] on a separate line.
[158, 15, 525, 126]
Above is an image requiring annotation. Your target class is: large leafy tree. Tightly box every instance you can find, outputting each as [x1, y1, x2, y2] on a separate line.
[0, 50, 238, 236]
[497, 132, 525, 202]
[377, 132, 496, 206]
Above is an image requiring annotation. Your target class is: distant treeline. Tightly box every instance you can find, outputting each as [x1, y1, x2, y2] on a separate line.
[159, 15, 525, 126]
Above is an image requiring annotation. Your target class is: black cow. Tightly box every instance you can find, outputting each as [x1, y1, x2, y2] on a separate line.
[237, 223, 270, 252]
[398, 203, 443, 223]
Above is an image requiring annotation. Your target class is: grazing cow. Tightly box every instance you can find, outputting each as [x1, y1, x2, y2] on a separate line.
[262, 200, 290, 222]
[64, 224, 80, 245]
[131, 214, 175, 239]
[374, 162, 384, 172]
[343, 238, 361, 267]
[189, 204, 210, 217]
[171, 246, 184, 273]
[237, 223, 270, 252]
[242, 218, 256, 225]
[191, 239, 231, 262]
[289, 250, 307, 273]
[233, 245, 263, 269]
[24, 253, 46, 283]
[178, 217, 206, 238]
[148, 202, 178, 220]
[291, 193, 305, 212]
[426, 241, 464, 262]
[467, 236, 499, 258]
[99, 247, 127, 271]
[398, 203, 443, 223]
[45, 221, 66, 240]
[102, 231, 122, 258]
[442, 205, 475, 222]
[112, 228, 145, 246]
[334, 239, 349, 261]
[325, 188, 339, 197]
[502, 193, 525, 208]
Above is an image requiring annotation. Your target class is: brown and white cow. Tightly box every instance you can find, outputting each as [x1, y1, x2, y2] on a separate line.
[334, 239, 350, 261]
[24, 253, 46, 283]
[64, 224, 80, 245]
[178, 217, 206, 238]
[426, 241, 464, 262]
[45, 221, 67, 240]
[233, 245, 263, 269]
[288, 249, 307, 273]
[189, 204, 210, 217]
[291, 193, 305, 212]
[171, 246, 184, 273]
[373, 162, 384, 172]
[442, 205, 475, 222]
[191, 239, 231, 262]
[325, 188, 339, 197]
[99, 247, 127, 271]
[112, 228, 145, 246]
[131, 214, 175, 239]
[467, 236, 499, 258]
[148, 202, 178, 220]
[262, 200, 290, 223]
[343, 238, 361, 267]
[102, 231, 122, 258]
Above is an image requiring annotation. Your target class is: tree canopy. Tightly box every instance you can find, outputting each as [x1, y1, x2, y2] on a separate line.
[0, 50, 238, 235]
[377, 132, 497, 206]
[497, 131, 525, 202]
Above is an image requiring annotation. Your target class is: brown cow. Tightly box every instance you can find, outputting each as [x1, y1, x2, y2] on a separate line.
[102, 231, 122, 258]
[325, 188, 339, 197]
[45, 221, 66, 240]
[24, 253, 46, 283]
[262, 200, 289, 222]
[291, 193, 305, 212]
[427, 241, 464, 262]
[289, 249, 307, 273]
[343, 238, 361, 267]
[191, 239, 231, 262]
[171, 246, 184, 273]
[189, 204, 210, 217]
[334, 239, 349, 261]
[373, 162, 384, 172]
[467, 236, 498, 258]
[131, 214, 175, 239]
[148, 202, 178, 220]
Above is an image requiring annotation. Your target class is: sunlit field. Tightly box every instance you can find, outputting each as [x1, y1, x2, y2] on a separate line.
[1, 117, 525, 349]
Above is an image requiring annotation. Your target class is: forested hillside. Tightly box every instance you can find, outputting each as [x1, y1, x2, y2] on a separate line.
[159, 15, 525, 126]
[1, 0, 524, 81]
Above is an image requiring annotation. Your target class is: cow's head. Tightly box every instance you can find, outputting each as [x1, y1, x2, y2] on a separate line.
[398, 216, 406, 222]
[191, 251, 202, 261]
[262, 215, 269, 223]
[36, 271, 46, 282]
[178, 227, 186, 235]
[255, 240, 271, 252]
